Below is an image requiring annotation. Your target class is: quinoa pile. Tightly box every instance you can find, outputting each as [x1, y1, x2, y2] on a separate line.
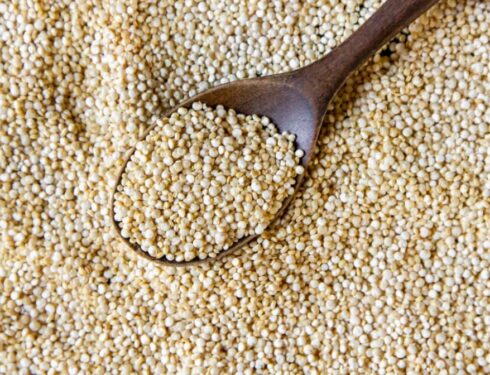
[1, 0, 489, 373]
[113, 102, 303, 262]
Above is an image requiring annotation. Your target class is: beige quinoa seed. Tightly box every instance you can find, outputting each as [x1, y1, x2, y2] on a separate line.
[1, 0, 489, 373]
[113, 102, 303, 261]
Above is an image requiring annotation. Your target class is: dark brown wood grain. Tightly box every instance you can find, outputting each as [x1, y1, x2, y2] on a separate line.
[111, 0, 440, 266]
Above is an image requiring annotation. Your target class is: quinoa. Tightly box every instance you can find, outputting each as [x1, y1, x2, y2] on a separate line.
[0, 0, 489, 373]
[113, 102, 303, 262]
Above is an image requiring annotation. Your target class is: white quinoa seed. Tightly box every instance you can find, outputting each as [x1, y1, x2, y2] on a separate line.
[0, 0, 489, 374]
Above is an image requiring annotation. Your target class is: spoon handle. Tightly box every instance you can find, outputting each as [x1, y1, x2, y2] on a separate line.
[297, 0, 440, 106]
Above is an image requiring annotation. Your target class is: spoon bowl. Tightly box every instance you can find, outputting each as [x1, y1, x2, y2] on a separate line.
[111, 75, 322, 267]
[111, 0, 440, 266]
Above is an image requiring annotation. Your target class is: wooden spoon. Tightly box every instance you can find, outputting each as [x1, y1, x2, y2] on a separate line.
[112, 0, 440, 266]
